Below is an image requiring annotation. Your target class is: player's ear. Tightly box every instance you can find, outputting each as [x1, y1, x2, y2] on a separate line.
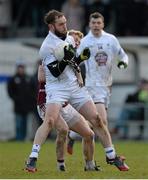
[102, 22, 104, 29]
[48, 24, 54, 30]
[89, 21, 91, 28]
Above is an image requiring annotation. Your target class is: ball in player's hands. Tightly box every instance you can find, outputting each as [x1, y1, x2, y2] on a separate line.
[54, 41, 69, 61]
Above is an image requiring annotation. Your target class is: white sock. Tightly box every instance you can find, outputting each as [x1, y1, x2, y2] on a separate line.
[86, 160, 95, 167]
[85, 160, 95, 170]
[105, 146, 116, 159]
[57, 160, 65, 168]
[29, 144, 41, 158]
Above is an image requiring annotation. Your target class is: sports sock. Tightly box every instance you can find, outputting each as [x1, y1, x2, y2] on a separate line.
[29, 144, 41, 158]
[57, 159, 65, 168]
[85, 160, 95, 169]
[105, 146, 116, 159]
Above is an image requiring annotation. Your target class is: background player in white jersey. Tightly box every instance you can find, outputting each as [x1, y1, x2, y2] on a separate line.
[68, 12, 129, 171]
[25, 30, 97, 172]
[25, 9, 120, 173]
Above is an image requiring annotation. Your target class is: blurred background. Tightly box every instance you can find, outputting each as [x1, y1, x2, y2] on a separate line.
[0, 0, 148, 141]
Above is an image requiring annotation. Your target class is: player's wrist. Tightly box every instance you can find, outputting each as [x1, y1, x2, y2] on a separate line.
[80, 54, 88, 61]
[118, 61, 127, 69]
[62, 58, 69, 64]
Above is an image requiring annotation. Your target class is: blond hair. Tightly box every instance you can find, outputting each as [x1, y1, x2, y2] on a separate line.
[68, 29, 84, 39]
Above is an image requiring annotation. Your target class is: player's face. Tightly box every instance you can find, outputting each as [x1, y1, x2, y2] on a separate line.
[72, 34, 81, 48]
[53, 16, 67, 38]
[17, 66, 25, 75]
[89, 17, 104, 37]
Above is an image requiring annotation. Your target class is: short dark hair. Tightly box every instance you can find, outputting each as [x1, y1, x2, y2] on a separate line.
[89, 12, 104, 22]
[44, 9, 64, 25]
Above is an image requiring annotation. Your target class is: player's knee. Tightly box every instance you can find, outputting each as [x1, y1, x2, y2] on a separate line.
[57, 128, 68, 143]
[91, 113, 105, 129]
[59, 126, 68, 137]
[99, 115, 108, 126]
[84, 129, 94, 142]
[89, 130, 95, 140]
[45, 117, 55, 128]
[89, 112, 98, 125]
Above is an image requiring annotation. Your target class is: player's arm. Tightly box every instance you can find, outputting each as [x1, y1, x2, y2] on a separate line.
[75, 71, 84, 87]
[38, 65, 46, 83]
[117, 47, 128, 69]
[47, 45, 75, 77]
[47, 59, 69, 77]
[117, 53, 128, 69]
[113, 36, 128, 69]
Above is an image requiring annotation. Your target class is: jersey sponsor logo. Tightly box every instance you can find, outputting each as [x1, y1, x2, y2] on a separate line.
[52, 64, 57, 68]
[95, 51, 108, 66]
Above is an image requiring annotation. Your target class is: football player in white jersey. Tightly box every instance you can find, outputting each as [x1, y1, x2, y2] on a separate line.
[25, 9, 117, 172]
[25, 30, 97, 172]
[68, 12, 129, 171]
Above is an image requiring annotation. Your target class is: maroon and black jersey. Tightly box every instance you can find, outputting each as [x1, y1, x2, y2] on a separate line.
[37, 82, 46, 105]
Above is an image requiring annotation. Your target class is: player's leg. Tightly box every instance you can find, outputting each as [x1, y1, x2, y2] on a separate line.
[55, 115, 69, 171]
[91, 84, 129, 171]
[95, 103, 116, 158]
[79, 101, 129, 171]
[70, 86, 115, 163]
[95, 103, 108, 125]
[70, 86, 112, 148]
[61, 104, 100, 171]
[95, 103, 129, 171]
[79, 100, 112, 148]
[67, 121, 93, 155]
[71, 85, 129, 171]
[70, 115, 100, 171]
[67, 130, 80, 155]
[25, 103, 61, 172]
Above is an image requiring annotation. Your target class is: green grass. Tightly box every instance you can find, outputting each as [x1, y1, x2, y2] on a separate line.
[0, 141, 148, 179]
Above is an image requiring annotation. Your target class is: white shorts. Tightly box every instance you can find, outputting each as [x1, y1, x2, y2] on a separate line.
[37, 104, 80, 128]
[46, 82, 92, 111]
[37, 104, 46, 120]
[86, 86, 111, 108]
[60, 104, 80, 128]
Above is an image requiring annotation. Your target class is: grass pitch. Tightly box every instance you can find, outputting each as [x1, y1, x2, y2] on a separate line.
[0, 140, 148, 179]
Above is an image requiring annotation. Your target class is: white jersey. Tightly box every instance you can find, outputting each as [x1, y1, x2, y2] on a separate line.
[39, 31, 77, 91]
[77, 30, 128, 87]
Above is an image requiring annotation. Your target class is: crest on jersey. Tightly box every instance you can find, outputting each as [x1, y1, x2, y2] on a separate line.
[95, 51, 108, 66]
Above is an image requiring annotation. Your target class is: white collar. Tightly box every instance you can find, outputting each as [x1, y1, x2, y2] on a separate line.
[48, 31, 61, 40]
[88, 30, 105, 38]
